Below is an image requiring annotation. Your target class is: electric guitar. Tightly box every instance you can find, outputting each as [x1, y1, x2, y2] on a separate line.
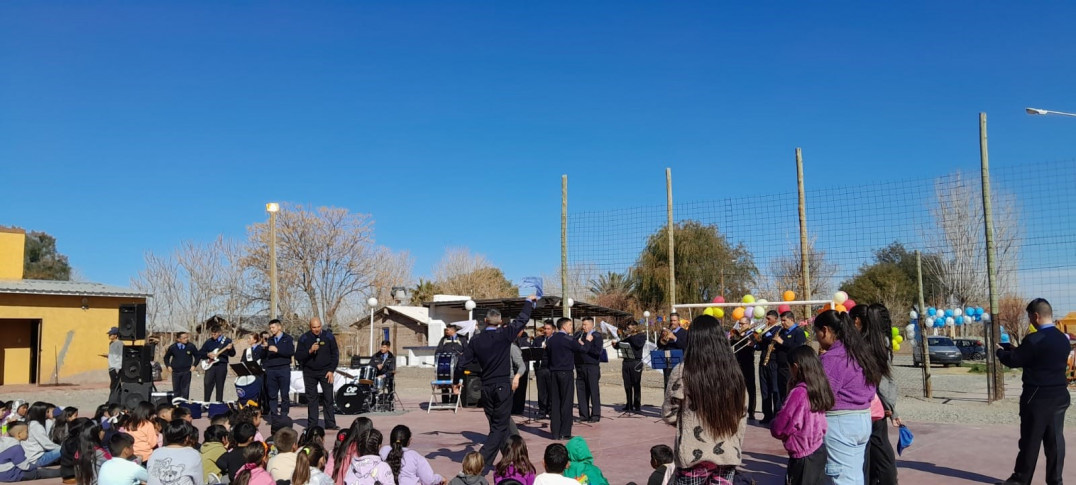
[200, 341, 235, 370]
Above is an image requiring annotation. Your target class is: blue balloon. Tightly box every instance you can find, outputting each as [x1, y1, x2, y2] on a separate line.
[1000, 333, 1011, 344]
[954, 317, 963, 326]
[927, 307, 936, 316]
[933, 319, 945, 328]
[944, 309, 953, 318]
[965, 307, 974, 316]
[975, 314, 982, 322]
[976, 307, 984, 316]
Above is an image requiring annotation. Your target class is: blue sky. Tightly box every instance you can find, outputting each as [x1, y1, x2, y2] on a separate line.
[2, 2, 1075, 296]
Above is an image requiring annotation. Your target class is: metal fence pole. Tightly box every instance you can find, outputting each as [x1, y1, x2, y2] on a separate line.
[979, 112, 1004, 401]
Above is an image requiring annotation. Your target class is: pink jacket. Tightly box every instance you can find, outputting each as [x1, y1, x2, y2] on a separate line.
[770, 383, 827, 458]
[245, 466, 276, 485]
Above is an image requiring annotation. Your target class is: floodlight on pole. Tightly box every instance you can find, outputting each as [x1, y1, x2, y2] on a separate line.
[367, 297, 378, 356]
[465, 300, 476, 321]
[1026, 107, 1076, 117]
[643, 310, 651, 342]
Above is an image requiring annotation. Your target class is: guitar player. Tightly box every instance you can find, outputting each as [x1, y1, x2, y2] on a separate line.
[198, 324, 236, 401]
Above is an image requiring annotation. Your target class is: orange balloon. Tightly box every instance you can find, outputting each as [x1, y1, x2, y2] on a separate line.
[835, 304, 847, 312]
[732, 307, 745, 320]
[783, 290, 796, 302]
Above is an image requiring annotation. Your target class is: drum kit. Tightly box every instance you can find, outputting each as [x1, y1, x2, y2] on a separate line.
[334, 365, 394, 415]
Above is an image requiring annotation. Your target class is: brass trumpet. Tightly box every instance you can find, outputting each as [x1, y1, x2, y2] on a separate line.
[730, 322, 781, 353]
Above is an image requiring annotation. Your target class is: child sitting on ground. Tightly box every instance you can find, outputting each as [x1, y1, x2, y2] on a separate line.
[645, 445, 674, 485]
[0, 423, 62, 481]
[533, 444, 577, 485]
[97, 433, 148, 485]
[563, 437, 607, 485]
[267, 427, 299, 481]
[448, 452, 487, 485]
[201, 425, 229, 484]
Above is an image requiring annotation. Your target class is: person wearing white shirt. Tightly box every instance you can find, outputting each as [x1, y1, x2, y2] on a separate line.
[533, 443, 579, 485]
[98, 433, 150, 485]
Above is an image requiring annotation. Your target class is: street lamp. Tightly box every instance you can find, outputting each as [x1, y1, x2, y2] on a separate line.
[391, 286, 408, 304]
[265, 203, 280, 320]
[465, 300, 476, 322]
[367, 297, 378, 356]
[643, 310, 651, 342]
[566, 298, 575, 319]
[1026, 107, 1076, 117]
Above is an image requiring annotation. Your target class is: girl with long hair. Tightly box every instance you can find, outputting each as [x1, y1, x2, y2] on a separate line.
[61, 418, 93, 483]
[493, 435, 535, 485]
[50, 406, 79, 444]
[343, 429, 394, 485]
[379, 425, 443, 485]
[771, 346, 834, 485]
[73, 422, 110, 485]
[861, 304, 899, 485]
[662, 314, 747, 484]
[300, 426, 326, 448]
[127, 402, 158, 463]
[293, 443, 334, 485]
[813, 310, 881, 485]
[332, 417, 373, 485]
[232, 442, 274, 485]
[24, 401, 62, 467]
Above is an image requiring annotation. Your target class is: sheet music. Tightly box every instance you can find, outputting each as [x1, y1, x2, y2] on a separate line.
[600, 321, 619, 339]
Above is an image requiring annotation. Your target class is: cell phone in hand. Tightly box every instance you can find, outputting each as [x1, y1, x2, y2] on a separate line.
[1000, 342, 1013, 350]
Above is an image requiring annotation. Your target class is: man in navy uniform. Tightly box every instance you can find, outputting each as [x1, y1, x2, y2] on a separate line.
[772, 311, 807, 401]
[657, 313, 688, 389]
[264, 319, 295, 422]
[435, 324, 468, 403]
[994, 298, 1070, 485]
[546, 317, 586, 440]
[574, 317, 603, 422]
[163, 332, 196, 399]
[295, 317, 340, 429]
[199, 325, 236, 401]
[460, 295, 537, 468]
[531, 321, 555, 418]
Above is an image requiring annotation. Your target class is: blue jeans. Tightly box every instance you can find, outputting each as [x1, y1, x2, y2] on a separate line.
[37, 448, 61, 467]
[825, 410, 871, 485]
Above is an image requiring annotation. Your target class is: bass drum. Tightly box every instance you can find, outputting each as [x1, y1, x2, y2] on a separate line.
[335, 384, 370, 415]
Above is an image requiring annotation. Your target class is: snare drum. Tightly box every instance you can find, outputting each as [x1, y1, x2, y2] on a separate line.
[374, 375, 386, 391]
[357, 366, 376, 386]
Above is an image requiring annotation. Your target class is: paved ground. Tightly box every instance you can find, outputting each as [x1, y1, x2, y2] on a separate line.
[5, 356, 1075, 484]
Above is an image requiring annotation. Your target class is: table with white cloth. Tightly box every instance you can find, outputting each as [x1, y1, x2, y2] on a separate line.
[289, 369, 352, 398]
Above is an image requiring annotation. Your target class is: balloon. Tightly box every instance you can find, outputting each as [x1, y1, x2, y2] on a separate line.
[891, 327, 900, 338]
[757, 298, 769, 305]
[742, 295, 755, 304]
[933, 318, 945, 328]
[714, 308, 725, 319]
[1027, 323, 1037, 334]
[1000, 333, 1011, 344]
[965, 307, 975, 316]
[945, 317, 955, 326]
[964, 315, 973, 324]
[910, 310, 918, 320]
[703, 307, 715, 317]
[892, 342, 901, 352]
[745, 306, 754, 318]
[732, 307, 745, 320]
[833, 291, 849, 304]
[944, 309, 953, 318]
[895, 335, 903, 344]
[954, 316, 963, 326]
[982, 313, 991, 322]
[754, 306, 767, 318]
[925, 317, 934, 326]
[713, 296, 725, 304]
[975, 306, 984, 316]
[843, 299, 856, 310]
[905, 323, 916, 336]
[778, 304, 791, 314]
[927, 307, 936, 316]
[954, 308, 963, 317]
[835, 304, 847, 312]
[783, 290, 796, 302]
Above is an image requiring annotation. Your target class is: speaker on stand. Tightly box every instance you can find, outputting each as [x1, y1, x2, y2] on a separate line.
[118, 303, 147, 341]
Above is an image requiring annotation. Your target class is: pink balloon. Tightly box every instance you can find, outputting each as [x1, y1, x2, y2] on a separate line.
[778, 304, 791, 314]
[843, 299, 856, 310]
[713, 296, 725, 304]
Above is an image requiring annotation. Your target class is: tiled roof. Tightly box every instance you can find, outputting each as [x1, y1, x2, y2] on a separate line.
[0, 279, 150, 298]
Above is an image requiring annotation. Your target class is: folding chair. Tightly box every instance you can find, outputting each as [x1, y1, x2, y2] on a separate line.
[428, 353, 460, 413]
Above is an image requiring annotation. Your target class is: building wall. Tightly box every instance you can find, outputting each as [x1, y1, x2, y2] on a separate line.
[0, 293, 147, 384]
[0, 230, 26, 280]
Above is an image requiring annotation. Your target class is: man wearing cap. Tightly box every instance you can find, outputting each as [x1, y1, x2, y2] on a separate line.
[163, 332, 196, 399]
[107, 327, 123, 404]
[435, 324, 468, 403]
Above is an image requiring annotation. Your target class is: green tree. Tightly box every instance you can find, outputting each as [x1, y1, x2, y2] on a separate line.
[839, 242, 944, 324]
[24, 231, 71, 280]
[411, 278, 438, 306]
[588, 271, 635, 312]
[632, 220, 756, 312]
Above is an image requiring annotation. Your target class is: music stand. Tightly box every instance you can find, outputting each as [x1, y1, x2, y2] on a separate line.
[648, 349, 683, 370]
[230, 361, 264, 377]
[617, 342, 637, 360]
[520, 347, 544, 423]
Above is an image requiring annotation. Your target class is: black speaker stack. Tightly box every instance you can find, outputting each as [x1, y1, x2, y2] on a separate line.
[115, 303, 154, 408]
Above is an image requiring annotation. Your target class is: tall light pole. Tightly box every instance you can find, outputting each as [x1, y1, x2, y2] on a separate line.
[465, 300, 476, 322]
[1026, 107, 1076, 117]
[266, 203, 280, 320]
[367, 297, 378, 356]
[566, 298, 575, 319]
[643, 310, 651, 342]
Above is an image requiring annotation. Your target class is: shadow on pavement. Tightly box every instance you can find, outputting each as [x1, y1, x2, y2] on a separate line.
[898, 459, 1001, 483]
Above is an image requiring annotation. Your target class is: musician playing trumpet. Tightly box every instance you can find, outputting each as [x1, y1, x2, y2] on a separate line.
[756, 310, 780, 425]
[729, 317, 759, 421]
[657, 313, 689, 389]
[771, 311, 807, 401]
[612, 322, 648, 413]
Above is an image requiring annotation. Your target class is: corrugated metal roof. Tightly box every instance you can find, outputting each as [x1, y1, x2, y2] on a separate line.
[0, 279, 150, 298]
[349, 305, 430, 327]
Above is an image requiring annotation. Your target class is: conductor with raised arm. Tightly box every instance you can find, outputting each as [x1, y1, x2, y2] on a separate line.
[460, 295, 538, 469]
[295, 317, 340, 430]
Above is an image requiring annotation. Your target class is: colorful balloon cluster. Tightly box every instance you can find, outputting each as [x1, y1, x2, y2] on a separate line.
[706, 291, 798, 322]
[890, 326, 904, 352]
[701, 296, 726, 318]
[917, 306, 990, 328]
[819, 291, 856, 313]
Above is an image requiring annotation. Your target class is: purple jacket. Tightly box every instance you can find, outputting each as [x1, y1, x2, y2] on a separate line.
[379, 446, 443, 485]
[770, 383, 827, 458]
[820, 341, 876, 411]
[494, 465, 536, 485]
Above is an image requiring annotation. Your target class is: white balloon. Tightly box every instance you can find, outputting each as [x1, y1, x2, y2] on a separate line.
[954, 308, 963, 316]
[925, 317, 934, 326]
[945, 317, 955, 326]
[982, 313, 991, 322]
[834, 291, 849, 304]
[909, 310, 918, 320]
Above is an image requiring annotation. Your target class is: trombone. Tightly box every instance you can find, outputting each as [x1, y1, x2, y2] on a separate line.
[730, 322, 781, 352]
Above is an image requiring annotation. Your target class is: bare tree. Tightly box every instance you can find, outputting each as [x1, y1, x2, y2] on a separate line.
[768, 238, 837, 302]
[132, 251, 183, 333]
[541, 262, 600, 301]
[433, 247, 517, 299]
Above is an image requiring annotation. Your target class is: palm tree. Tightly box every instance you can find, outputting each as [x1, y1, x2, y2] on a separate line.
[589, 271, 636, 312]
[411, 279, 438, 306]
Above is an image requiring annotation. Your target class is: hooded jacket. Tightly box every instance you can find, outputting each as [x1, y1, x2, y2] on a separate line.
[0, 436, 36, 481]
[344, 454, 396, 485]
[447, 473, 488, 485]
[200, 441, 227, 482]
[563, 437, 608, 485]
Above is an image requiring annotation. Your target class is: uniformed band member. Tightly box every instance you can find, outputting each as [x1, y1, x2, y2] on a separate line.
[295, 317, 340, 430]
[546, 317, 583, 440]
[198, 325, 236, 402]
[374, 340, 396, 391]
[574, 317, 603, 422]
[264, 319, 295, 422]
[756, 310, 780, 424]
[657, 313, 688, 389]
[107, 327, 123, 404]
[460, 295, 537, 468]
[772, 310, 807, 400]
[532, 321, 555, 418]
[241, 332, 267, 365]
[613, 322, 648, 413]
[435, 324, 468, 403]
[163, 332, 196, 399]
[730, 318, 758, 421]
[994, 298, 1070, 485]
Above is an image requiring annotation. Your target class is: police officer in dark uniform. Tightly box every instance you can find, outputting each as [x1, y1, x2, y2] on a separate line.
[546, 316, 584, 440]
[198, 325, 236, 402]
[460, 295, 537, 469]
[435, 324, 468, 403]
[264, 319, 295, 422]
[995, 298, 1071, 485]
[613, 322, 647, 413]
[772, 310, 807, 401]
[163, 332, 196, 399]
[295, 317, 340, 430]
[574, 317, 603, 422]
[657, 313, 688, 389]
[532, 321, 555, 418]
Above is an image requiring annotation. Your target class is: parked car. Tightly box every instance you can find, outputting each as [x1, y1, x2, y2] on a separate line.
[952, 337, 986, 361]
[913, 336, 963, 367]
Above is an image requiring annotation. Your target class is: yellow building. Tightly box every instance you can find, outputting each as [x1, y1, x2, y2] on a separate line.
[0, 228, 148, 385]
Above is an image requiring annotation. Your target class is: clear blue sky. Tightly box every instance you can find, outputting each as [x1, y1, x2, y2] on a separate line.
[2, 2, 1075, 290]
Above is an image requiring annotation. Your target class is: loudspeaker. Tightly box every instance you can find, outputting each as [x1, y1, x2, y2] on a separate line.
[121, 345, 154, 383]
[118, 303, 147, 340]
[462, 374, 483, 408]
[119, 382, 153, 409]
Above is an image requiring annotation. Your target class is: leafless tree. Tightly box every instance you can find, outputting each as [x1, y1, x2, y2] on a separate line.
[132, 251, 183, 333]
[432, 247, 517, 299]
[766, 238, 837, 303]
[540, 262, 599, 301]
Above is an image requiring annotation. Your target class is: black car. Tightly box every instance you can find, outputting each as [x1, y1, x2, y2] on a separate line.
[913, 336, 963, 367]
[952, 337, 986, 361]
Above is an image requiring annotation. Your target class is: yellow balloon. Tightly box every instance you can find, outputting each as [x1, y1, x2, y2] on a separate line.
[715, 308, 725, 318]
[892, 342, 901, 352]
[894, 335, 903, 344]
[742, 295, 756, 304]
[703, 307, 715, 317]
